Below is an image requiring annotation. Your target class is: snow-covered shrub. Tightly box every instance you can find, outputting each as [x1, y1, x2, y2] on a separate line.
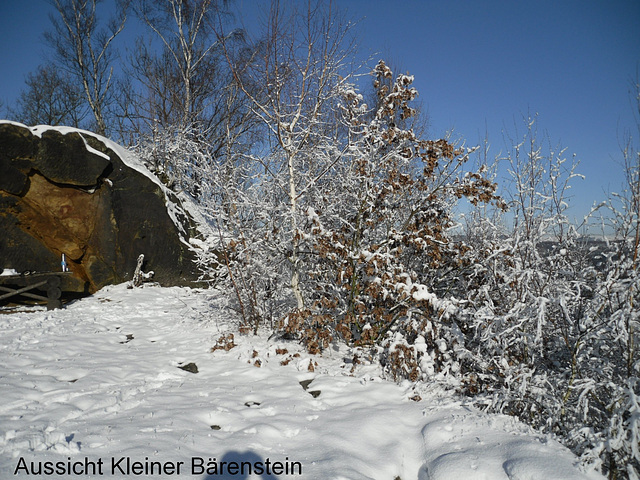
[457, 115, 640, 479]
[132, 123, 214, 201]
[291, 61, 504, 380]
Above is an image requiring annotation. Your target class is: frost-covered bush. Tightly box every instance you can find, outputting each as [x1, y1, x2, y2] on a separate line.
[284, 62, 505, 379]
[132, 123, 214, 200]
[456, 116, 640, 479]
[200, 60, 503, 369]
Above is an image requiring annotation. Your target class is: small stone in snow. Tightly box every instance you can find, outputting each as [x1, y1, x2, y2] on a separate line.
[299, 379, 313, 391]
[178, 362, 198, 374]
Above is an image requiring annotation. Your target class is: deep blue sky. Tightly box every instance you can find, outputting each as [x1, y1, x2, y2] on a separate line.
[1, 0, 638, 221]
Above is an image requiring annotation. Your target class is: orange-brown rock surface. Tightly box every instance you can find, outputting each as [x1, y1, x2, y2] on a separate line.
[0, 121, 202, 294]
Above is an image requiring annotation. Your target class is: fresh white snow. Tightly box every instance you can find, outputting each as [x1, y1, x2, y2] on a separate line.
[0, 284, 605, 479]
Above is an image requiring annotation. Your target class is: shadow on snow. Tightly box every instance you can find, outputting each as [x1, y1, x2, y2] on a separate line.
[202, 451, 281, 480]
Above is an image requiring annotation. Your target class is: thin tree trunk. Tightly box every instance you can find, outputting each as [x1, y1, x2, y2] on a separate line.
[288, 149, 304, 310]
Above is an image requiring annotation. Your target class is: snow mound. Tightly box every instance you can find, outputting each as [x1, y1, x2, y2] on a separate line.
[419, 407, 599, 480]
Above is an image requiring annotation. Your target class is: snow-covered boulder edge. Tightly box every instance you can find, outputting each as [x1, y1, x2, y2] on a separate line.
[0, 121, 205, 293]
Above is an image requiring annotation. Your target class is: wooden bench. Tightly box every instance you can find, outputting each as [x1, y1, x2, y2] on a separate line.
[0, 272, 74, 310]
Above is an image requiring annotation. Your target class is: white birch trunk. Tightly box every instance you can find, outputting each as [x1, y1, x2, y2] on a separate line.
[288, 149, 305, 310]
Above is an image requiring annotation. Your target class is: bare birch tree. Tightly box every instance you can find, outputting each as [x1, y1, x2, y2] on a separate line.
[134, 0, 230, 131]
[45, 0, 128, 135]
[220, 0, 356, 311]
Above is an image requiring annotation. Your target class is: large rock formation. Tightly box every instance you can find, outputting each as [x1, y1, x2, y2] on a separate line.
[0, 121, 204, 294]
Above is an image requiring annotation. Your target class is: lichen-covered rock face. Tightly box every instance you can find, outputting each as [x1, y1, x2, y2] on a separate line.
[0, 121, 203, 294]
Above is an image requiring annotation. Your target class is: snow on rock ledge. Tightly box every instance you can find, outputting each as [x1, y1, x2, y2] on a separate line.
[0, 121, 204, 294]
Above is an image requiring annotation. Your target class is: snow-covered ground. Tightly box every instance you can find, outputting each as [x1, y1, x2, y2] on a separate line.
[0, 284, 604, 479]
